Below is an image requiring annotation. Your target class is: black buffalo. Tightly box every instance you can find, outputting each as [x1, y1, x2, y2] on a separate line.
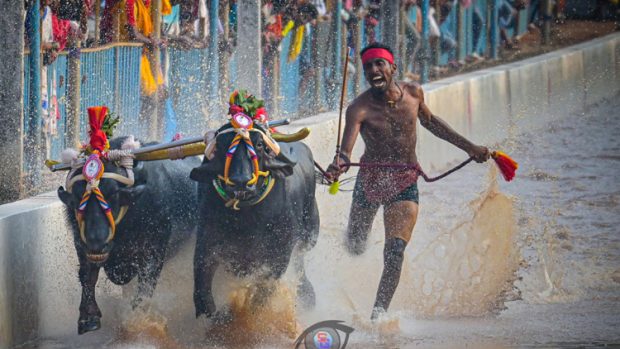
[57, 136, 199, 334]
[190, 122, 320, 320]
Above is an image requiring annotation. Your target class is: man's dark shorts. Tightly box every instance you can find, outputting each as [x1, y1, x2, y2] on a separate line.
[352, 179, 419, 209]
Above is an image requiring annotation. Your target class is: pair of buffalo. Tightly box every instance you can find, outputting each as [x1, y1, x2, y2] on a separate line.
[57, 120, 319, 334]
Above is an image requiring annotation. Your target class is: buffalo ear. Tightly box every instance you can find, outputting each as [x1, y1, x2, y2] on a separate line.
[119, 184, 146, 206]
[57, 186, 76, 207]
[133, 160, 144, 173]
[265, 145, 298, 178]
[190, 161, 217, 182]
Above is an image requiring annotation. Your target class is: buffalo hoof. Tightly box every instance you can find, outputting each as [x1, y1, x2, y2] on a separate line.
[211, 307, 233, 325]
[78, 315, 101, 335]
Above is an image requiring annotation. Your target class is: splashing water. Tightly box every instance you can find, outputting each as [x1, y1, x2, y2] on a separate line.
[116, 306, 180, 349]
[398, 171, 519, 317]
[204, 280, 300, 347]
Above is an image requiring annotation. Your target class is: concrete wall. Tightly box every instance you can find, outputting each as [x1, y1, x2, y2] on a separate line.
[0, 33, 618, 349]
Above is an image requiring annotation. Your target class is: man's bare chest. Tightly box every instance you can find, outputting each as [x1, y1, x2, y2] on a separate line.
[363, 102, 419, 137]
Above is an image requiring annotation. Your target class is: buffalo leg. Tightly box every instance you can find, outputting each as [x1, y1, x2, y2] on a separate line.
[194, 235, 218, 318]
[249, 279, 278, 309]
[294, 250, 315, 309]
[78, 261, 102, 334]
[300, 198, 320, 251]
[248, 252, 290, 309]
[132, 242, 167, 308]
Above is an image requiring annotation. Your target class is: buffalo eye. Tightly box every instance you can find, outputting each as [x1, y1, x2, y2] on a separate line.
[255, 139, 268, 153]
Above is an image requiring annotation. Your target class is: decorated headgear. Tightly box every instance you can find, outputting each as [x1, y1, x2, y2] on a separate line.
[87, 106, 110, 153]
[361, 47, 394, 65]
[73, 106, 126, 243]
[228, 89, 268, 123]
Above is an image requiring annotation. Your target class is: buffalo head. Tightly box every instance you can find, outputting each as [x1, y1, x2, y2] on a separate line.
[190, 115, 297, 203]
[58, 151, 144, 264]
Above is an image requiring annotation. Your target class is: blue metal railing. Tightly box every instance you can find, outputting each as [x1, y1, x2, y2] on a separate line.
[80, 44, 142, 139]
[113, 45, 143, 136]
[22, 44, 142, 166]
[166, 48, 211, 136]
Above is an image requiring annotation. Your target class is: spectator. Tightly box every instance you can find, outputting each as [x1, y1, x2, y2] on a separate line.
[365, 0, 382, 44]
[50, 0, 91, 39]
[40, 1, 59, 157]
[341, 0, 365, 65]
[164, 0, 212, 49]
[100, 0, 172, 95]
[426, 0, 457, 75]
[261, 1, 318, 107]
[428, 0, 457, 53]
[498, 0, 519, 49]
[460, 0, 484, 62]
[402, 0, 423, 77]
[528, 0, 541, 30]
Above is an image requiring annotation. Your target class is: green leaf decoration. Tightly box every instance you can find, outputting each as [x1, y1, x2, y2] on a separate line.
[102, 111, 120, 138]
[230, 88, 265, 117]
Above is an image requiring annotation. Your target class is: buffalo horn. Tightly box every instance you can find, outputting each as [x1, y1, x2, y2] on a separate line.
[272, 127, 310, 142]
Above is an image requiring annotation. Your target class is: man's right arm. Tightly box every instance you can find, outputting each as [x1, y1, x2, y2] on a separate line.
[326, 106, 363, 179]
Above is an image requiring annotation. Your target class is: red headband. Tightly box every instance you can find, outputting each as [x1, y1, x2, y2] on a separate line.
[361, 48, 394, 65]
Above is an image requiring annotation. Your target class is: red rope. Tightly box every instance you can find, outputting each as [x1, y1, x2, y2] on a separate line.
[343, 157, 474, 182]
[344, 158, 473, 182]
[314, 157, 475, 183]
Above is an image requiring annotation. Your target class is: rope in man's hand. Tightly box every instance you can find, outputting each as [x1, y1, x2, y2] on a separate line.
[314, 151, 518, 195]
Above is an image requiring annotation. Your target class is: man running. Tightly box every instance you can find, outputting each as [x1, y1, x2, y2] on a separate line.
[325, 43, 490, 320]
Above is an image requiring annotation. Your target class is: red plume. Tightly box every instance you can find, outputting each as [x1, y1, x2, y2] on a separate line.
[87, 106, 109, 152]
[254, 107, 268, 122]
[492, 151, 518, 181]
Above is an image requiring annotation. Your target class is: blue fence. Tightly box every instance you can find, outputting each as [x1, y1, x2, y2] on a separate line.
[80, 45, 142, 138]
[22, 44, 142, 165]
[166, 48, 211, 136]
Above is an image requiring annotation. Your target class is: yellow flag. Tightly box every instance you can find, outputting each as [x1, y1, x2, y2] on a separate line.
[282, 20, 295, 37]
[287, 25, 305, 62]
[162, 0, 172, 15]
[140, 54, 158, 96]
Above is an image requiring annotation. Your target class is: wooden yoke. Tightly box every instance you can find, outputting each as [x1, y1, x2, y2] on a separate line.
[47, 119, 310, 170]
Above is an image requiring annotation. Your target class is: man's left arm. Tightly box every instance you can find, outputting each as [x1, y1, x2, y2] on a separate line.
[413, 84, 489, 162]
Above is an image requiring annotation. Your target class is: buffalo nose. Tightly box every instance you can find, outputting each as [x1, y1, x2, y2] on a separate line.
[229, 173, 253, 187]
[86, 238, 107, 254]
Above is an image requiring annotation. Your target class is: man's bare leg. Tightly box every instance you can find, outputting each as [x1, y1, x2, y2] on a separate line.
[346, 200, 379, 255]
[371, 200, 418, 319]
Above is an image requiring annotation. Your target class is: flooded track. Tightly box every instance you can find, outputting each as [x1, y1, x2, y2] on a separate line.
[18, 97, 620, 348]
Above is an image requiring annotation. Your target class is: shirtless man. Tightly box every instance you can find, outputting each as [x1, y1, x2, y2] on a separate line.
[326, 43, 490, 320]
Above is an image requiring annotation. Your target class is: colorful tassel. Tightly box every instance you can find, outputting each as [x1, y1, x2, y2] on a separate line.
[288, 25, 305, 62]
[492, 151, 518, 181]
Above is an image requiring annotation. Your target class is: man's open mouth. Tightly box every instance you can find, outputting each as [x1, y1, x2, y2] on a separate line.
[371, 75, 386, 88]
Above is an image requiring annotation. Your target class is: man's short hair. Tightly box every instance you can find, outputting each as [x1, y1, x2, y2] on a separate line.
[360, 43, 394, 59]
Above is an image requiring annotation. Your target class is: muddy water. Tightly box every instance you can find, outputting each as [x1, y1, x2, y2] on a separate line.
[24, 98, 620, 348]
